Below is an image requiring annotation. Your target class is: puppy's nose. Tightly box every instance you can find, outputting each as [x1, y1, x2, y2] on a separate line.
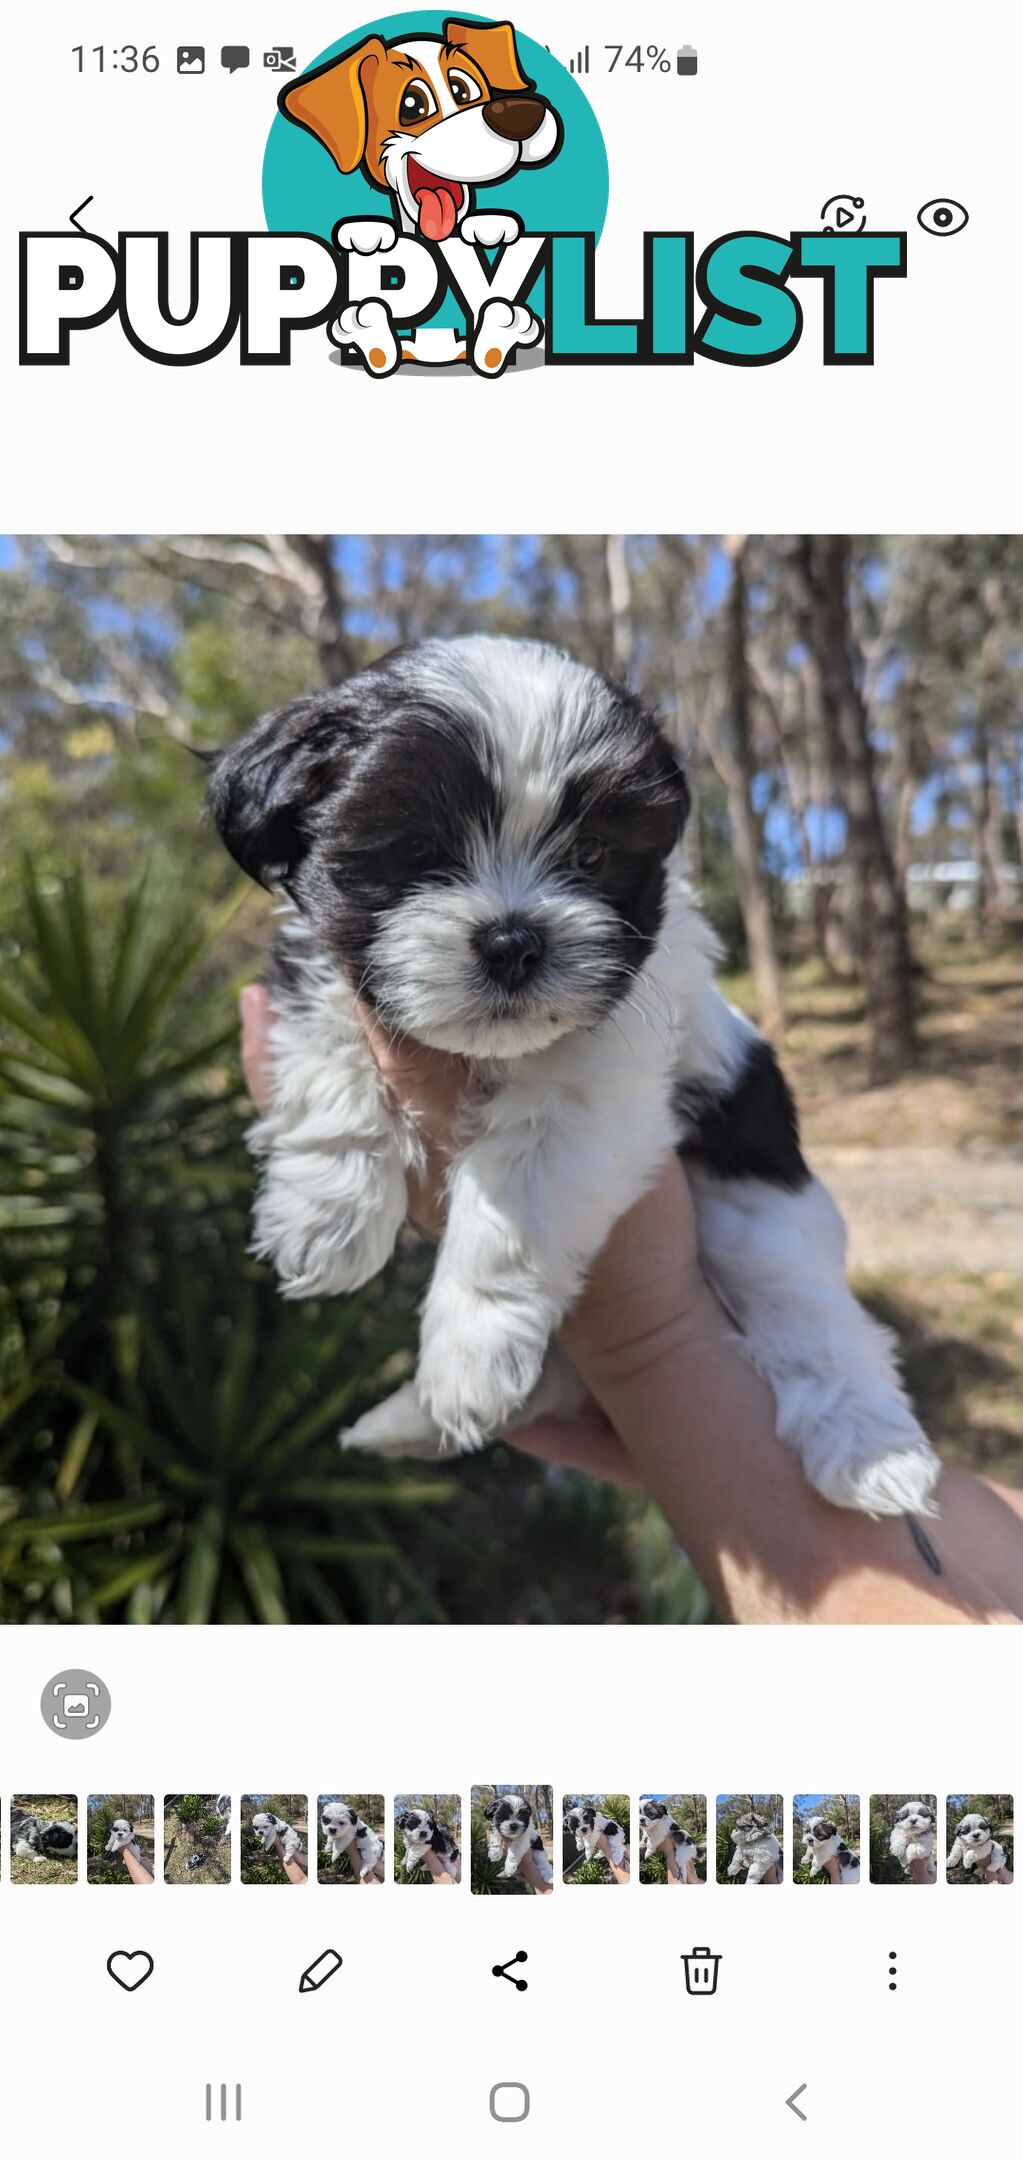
[483, 94, 547, 141]
[476, 917, 545, 988]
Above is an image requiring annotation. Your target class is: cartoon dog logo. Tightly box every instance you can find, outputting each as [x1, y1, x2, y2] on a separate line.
[279, 18, 563, 374]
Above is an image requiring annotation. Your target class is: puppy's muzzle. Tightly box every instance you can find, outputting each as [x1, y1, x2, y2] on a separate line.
[483, 94, 548, 142]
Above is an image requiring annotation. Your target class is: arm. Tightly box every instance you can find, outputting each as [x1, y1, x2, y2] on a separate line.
[121, 1847, 153, 1884]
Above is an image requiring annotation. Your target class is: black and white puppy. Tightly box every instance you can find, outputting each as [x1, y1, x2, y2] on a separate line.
[484, 1794, 554, 1883]
[12, 1810, 78, 1865]
[399, 1807, 461, 1880]
[320, 1799, 383, 1877]
[251, 1809, 303, 1863]
[638, 1798, 702, 1877]
[727, 1811, 782, 1883]
[104, 1816, 142, 1862]
[889, 1800, 936, 1878]
[564, 1803, 626, 1867]
[946, 1812, 1006, 1878]
[800, 1816, 860, 1883]
[208, 635, 937, 1517]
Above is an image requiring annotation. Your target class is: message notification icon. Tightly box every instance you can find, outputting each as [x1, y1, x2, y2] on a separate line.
[221, 46, 249, 73]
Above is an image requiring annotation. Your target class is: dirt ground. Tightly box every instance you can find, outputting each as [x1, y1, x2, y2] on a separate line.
[728, 936, 1023, 1488]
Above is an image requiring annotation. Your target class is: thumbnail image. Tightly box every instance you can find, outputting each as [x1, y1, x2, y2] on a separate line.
[562, 1794, 631, 1883]
[241, 1795, 309, 1883]
[10, 1796, 79, 1883]
[946, 1795, 1014, 1884]
[717, 1795, 784, 1884]
[793, 1796, 861, 1884]
[638, 1794, 707, 1883]
[163, 1793, 232, 1884]
[472, 1786, 555, 1894]
[395, 1795, 462, 1884]
[87, 1795, 156, 1884]
[870, 1795, 938, 1883]
[318, 1795, 385, 1884]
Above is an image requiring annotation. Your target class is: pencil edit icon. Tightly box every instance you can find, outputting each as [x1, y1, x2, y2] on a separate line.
[299, 1948, 342, 1993]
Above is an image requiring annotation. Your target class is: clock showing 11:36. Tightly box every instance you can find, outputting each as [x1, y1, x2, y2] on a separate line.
[72, 44, 161, 70]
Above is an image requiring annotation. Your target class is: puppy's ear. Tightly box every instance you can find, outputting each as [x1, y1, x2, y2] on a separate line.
[207, 696, 358, 891]
[483, 1801, 498, 1820]
[443, 18, 532, 92]
[279, 36, 386, 174]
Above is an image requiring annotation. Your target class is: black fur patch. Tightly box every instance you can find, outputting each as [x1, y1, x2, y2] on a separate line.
[676, 1037, 808, 1190]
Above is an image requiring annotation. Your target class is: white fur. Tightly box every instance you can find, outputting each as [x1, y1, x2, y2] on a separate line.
[800, 1819, 860, 1883]
[889, 1802, 936, 1877]
[947, 1813, 1006, 1877]
[639, 1801, 700, 1876]
[320, 1800, 383, 1878]
[728, 1815, 782, 1884]
[565, 1806, 625, 1868]
[247, 636, 938, 1518]
[104, 1817, 142, 1863]
[485, 1796, 553, 1883]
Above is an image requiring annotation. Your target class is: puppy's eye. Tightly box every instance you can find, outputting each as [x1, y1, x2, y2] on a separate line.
[570, 836, 608, 874]
[399, 80, 437, 125]
[448, 69, 482, 106]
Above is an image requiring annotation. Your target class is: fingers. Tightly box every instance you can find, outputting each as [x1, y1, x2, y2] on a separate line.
[507, 1415, 645, 1491]
[239, 983, 273, 1114]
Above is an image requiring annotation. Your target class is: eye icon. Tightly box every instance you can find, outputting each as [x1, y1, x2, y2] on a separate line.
[917, 197, 968, 236]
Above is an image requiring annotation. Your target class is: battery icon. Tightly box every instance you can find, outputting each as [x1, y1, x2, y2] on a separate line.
[677, 44, 698, 75]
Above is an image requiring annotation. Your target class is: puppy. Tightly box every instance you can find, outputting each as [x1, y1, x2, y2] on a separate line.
[251, 1810, 303, 1864]
[564, 1804, 625, 1868]
[320, 1800, 383, 1878]
[947, 1812, 1006, 1878]
[208, 635, 938, 1521]
[104, 1817, 141, 1863]
[399, 1807, 461, 1880]
[280, 19, 561, 376]
[889, 1800, 936, 1878]
[727, 1811, 782, 1884]
[484, 1795, 554, 1883]
[11, 1810, 78, 1865]
[639, 1798, 702, 1877]
[800, 1816, 860, 1883]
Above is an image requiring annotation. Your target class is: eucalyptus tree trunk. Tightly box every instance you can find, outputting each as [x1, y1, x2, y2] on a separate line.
[789, 536, 916, 1080]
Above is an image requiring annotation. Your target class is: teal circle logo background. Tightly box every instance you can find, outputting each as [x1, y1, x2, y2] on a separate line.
[261, 12, 608, 244]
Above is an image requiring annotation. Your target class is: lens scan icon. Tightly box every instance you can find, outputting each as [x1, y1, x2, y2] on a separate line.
[41, 1668, 112, 1737]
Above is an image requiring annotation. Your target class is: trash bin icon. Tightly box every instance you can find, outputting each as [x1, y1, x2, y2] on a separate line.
[682, 1946, 721, 1996]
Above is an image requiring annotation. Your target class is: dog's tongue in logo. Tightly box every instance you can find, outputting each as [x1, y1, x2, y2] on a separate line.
[407, 157, 464, 241]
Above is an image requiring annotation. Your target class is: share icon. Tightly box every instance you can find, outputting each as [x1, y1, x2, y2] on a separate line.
[492, 1950, 528, 1991]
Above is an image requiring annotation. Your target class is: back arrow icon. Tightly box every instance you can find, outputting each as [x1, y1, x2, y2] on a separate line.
[785, 2084, 808, 2122]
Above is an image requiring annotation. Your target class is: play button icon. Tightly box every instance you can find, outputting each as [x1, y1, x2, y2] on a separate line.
[820, 193, 867, 234]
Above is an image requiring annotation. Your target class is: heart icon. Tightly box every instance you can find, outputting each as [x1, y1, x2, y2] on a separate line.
[107, 1950, 154, 1992]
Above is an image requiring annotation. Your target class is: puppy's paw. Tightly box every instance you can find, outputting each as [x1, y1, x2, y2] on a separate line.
[460, 210, 523, 248]
[334, 218, 398, 254]
[417, 1287, 547, 1447]
[329, 299, 400, 375]
[808, 1425, 941, 1518]
[472, 298, 541, 377]
[341, 1381, 445, 1458]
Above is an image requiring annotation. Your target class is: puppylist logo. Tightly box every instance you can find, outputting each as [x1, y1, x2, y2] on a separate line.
[20, 10, 923, 372]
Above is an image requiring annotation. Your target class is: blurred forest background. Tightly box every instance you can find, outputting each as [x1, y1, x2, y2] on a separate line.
[0, 533, 1020, 1626]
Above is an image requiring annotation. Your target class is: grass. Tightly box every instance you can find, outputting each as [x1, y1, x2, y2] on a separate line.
[10, 1795, 78, 1884]
[163, 1796, 231, 1884]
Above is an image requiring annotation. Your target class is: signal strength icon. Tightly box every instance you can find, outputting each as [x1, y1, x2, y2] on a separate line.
[569, 44, 590, 73]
